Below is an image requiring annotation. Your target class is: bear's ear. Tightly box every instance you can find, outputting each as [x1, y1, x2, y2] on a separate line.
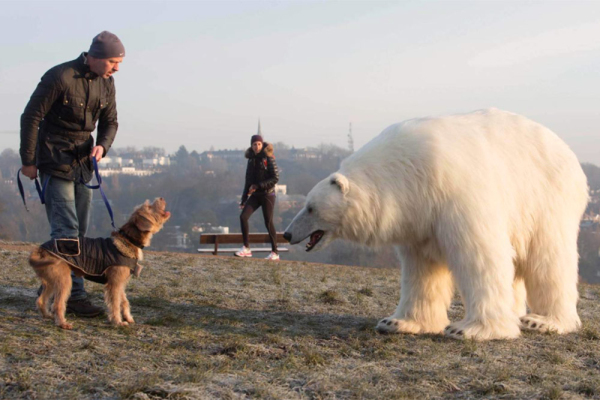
[330, 173, 349, 195]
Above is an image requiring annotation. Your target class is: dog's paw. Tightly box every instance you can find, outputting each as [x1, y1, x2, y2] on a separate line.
[376, 317, 423, 334]
[114, 321, 129, 327]
[124, 317, 135, 324]
[58, 322, 73, 330]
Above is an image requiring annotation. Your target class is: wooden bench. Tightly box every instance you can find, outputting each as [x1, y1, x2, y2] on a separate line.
[198, 233, 289, 255]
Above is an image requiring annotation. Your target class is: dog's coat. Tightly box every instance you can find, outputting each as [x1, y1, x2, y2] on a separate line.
[40, 237, 140, 284]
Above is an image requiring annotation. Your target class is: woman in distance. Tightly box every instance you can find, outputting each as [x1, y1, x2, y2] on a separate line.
[235, 133, 280, 260]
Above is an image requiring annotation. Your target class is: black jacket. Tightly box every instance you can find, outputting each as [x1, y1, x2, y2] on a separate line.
[241, 142, 279, 204]
[20, 53, 118, 182]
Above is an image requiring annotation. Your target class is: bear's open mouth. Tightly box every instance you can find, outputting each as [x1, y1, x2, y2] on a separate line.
[306, 230, 324, 252]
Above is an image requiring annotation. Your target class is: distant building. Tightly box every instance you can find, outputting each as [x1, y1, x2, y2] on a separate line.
[275, 184, 287, 195]
[277, 194, 306, 213]
[290, 148, 320, 160]
[165, 225, 190, 249]
[142, 158, 157, 167]
[99, 167, 155, 177]
[99, 157, 122, 168]
[200, 149, 241, 162]
[193, 223, 229, 234]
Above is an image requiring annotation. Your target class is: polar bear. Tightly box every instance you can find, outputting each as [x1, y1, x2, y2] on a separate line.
[284, 109, 588, 340]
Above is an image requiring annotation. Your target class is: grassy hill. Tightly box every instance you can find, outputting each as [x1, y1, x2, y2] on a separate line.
[1, 241, 600, 399]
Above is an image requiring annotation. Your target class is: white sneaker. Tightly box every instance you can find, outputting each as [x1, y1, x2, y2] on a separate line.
[265, 252, 279, 261]
[235, 246, 252, 257]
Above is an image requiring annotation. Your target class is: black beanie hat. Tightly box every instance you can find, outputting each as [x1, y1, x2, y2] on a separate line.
[88, 31, 125, 59]
[251, 135, 263, 144]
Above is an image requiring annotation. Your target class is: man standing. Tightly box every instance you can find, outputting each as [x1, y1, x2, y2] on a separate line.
[20, 31, 125, 317]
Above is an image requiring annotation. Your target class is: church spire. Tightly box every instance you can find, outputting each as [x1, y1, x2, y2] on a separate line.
[257, 119, 262, 135]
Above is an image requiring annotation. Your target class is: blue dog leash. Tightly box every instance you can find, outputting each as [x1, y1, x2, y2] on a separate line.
[17, 158, 116, 230]
[81, 157, 116, 230]
[17, 169, 50, 211]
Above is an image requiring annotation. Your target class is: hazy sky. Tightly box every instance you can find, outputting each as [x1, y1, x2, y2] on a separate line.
[1, 1, 599, 165]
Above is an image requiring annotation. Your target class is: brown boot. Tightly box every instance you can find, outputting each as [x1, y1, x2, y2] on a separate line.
[66, 297, 105, 318]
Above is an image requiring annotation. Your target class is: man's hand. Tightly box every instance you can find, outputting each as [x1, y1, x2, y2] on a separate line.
[21, 165, 38, 180]
[90, 146, 104, 162]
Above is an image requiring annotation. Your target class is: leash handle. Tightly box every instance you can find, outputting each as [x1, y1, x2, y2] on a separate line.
[17, 169, 49, 211]
[81, 158, 116, 230]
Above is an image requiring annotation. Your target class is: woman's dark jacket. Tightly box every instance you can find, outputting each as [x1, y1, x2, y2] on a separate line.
[20, 52, 118, 182]
[241, 142, 279, 204]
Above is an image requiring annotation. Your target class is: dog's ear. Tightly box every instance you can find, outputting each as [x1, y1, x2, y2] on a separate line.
[133, 214, 155, 232]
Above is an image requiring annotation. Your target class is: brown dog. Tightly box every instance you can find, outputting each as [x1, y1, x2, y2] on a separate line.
[29, 197, 171, 329]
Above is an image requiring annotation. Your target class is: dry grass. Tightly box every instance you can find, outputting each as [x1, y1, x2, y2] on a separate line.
[1, 241, 600, 399]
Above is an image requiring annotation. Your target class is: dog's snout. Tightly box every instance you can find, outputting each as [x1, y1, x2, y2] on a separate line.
[283, 232, 292, 242]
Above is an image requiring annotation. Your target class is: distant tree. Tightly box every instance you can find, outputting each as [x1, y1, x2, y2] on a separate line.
[582, 163, 600, 191]
[0, 198, 6, 239]
[142, 146, 166, 158]
[273, 142, 291, 159]
[578, 226, 600, 283]
[0, 148, 20, 179]
[173, 145, 191, 169]
[115, 146, 138, 157]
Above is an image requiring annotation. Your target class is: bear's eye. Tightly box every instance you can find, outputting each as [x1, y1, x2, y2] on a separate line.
[307, 206, 313, 214]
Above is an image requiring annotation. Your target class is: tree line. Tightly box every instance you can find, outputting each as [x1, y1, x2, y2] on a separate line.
[0, 143, 398, 268]
[1, 147, 599, 276]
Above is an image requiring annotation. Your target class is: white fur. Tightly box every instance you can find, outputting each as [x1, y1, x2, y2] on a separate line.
[285, 108, 588, 340]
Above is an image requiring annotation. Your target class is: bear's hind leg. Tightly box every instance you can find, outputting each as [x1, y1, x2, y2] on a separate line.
[444, 235, 521, 340]
[376, 247, 453, 334]
[513, 277, 527, 318]
[521, 229, 580, 334]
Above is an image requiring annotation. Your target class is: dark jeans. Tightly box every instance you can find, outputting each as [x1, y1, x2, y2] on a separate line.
[40, 173, 92, 301]
[240, 193, 277, 253]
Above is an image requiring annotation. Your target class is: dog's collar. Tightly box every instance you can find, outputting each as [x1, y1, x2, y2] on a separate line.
[118, 229, 145, 249]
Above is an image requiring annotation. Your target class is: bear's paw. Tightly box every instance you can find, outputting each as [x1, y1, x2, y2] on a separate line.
[444, 319, 521, 340]
[444, 325, 465, 340]
[375, 317, 424, 334]
[520, 314, 560, 333]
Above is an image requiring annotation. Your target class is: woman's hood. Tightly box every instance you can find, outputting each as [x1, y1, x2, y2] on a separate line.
[245, 142, 274, 159]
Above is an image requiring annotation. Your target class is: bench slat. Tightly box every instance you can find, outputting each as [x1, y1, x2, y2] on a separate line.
[200, 233, 288, 244]
[198, 247, 289, 253]
[199, 232, 290, 255]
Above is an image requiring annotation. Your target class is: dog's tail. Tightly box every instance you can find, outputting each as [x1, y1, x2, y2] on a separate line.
[29, 248, 57, 270]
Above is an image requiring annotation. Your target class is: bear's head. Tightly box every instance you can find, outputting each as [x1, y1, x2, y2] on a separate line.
[284, 172, 351, 252]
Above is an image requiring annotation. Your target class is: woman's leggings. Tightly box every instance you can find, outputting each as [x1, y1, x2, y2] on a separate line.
[240, 194, 278, 253]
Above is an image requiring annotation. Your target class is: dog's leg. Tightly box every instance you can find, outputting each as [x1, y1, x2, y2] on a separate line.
[120, 272, 134, 324]
[52, 263, 73, 330]
[121, 289, 134, 324]
[36, 280, 54, 319]
[105, 267, 131, 326]
[30, 249, 58, 319]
